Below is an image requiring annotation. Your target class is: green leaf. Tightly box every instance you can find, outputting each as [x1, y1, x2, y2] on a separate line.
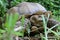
[20, 15, 25, 26]
[14, 31, 24, 37]
[0, 29, 5, 33]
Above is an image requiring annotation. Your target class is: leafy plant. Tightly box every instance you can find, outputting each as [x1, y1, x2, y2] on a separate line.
[0, 0, 8, 17]
[11, 0, 27, 7]
[4, 13, 19, 40]
[1, 13, 30, 40]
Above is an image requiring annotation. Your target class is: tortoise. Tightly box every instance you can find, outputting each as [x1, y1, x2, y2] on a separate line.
[7, 2, 59, 34]
[7, 2, 48, 18]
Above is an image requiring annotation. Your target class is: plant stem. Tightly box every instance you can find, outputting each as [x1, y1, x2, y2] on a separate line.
[42, 15, 48, 40]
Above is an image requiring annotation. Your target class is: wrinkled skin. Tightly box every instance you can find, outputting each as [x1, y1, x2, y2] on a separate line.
[30, 13, 58, 28]
[30, 15, 43, 26]
[30, 11, 52, 27]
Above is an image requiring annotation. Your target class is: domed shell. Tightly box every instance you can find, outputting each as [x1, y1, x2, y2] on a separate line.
[7, 2, 47, 15]
[17, 2, 47, 15]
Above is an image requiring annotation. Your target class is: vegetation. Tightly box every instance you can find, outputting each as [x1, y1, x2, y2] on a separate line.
[0, 0, 60, 40]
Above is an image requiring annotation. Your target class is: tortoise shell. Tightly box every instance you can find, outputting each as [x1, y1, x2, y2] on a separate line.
[7, 2, 47, 17]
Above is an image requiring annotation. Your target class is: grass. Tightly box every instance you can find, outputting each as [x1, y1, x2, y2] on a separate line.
[41, 15, 60, 40]
[0, 13, 25, 40]
[0, 13, 60, 40]
[53, 16, 60, 21]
